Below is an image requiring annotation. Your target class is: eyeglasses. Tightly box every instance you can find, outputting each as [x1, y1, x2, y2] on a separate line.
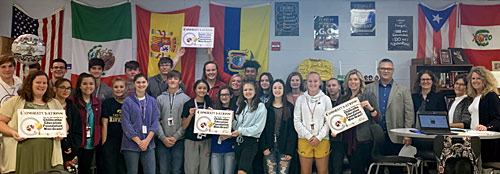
[421, 78, 432, 81]
[454, 83, 466, 87]
[159, 63, 171, 67]
[220, 93, 231, 97]
[58, 86, 72, 91]
[378, 68, 394, 72]
[52, 66, 66, 70]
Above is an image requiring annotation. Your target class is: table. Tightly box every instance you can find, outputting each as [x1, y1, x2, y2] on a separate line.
[390, 128, 500, 140]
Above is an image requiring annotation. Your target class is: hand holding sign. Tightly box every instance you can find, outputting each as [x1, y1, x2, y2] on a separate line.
[325, 98, 369, 135]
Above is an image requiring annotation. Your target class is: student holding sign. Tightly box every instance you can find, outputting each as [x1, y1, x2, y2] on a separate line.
[0, 71, 64, 174]
[261, 79, 297, 174]
[181, 80, 213, 174]
[231, 78, 267, 174]
[293, 72, 332, 174]
[121, 74, 159, 174]
[211, 85, 237, 174]
[331, 69, 379, 174]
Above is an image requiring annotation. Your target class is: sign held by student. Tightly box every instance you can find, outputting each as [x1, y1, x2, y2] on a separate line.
[194, 109, 233, 135]
[181, 27, 214, 48]
[326, 98, 368, 135]
[18, 109, 67, 138]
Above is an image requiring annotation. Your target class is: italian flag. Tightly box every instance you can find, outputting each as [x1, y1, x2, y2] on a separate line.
[460, 4, 500, 70]
[71, 1, 132, 85]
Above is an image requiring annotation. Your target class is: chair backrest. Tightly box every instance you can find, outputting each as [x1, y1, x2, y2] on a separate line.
[369, 124, 385, 158]
[434, 136, 481, 174]
[33, 169, 70, 174]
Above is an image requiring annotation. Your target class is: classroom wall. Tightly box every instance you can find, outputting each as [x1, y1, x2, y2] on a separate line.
[1, 0, 499, 88]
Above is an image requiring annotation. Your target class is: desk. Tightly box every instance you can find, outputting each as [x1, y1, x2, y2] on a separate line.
[390, 128, 500, 140]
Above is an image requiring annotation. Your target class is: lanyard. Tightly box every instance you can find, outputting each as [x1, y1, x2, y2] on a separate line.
[137, 96, 147, 120]
[86, 101, 92, 127]
[169, 93, 176, 114]
[306, 96, 318, 120]
[194, 99, 206, 109]
[0, 82, 15, 97]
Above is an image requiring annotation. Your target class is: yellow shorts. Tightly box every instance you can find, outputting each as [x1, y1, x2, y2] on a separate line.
[297, 138, 330, 158]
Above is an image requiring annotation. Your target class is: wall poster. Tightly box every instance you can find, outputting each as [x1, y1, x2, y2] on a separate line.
[351, 1, 375, 36]
[314, 16, 339, 50]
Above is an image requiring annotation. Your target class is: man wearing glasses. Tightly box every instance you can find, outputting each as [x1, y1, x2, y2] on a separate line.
[147, 48, 186, 98]
[50, 59, 68, 87]
[365, 58, 415, 173]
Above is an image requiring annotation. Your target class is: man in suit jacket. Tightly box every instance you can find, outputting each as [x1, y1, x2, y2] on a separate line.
[365, 59, 415, 155]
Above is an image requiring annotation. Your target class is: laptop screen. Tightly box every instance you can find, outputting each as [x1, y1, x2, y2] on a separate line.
[419, 114, 449, 129]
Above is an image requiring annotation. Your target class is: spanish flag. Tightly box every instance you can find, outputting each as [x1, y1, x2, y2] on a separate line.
[210, 3, 271, 76]
[136, 5, 200, 97]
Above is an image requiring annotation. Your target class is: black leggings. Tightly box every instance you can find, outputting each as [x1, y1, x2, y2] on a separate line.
[234, 137, 258, 173]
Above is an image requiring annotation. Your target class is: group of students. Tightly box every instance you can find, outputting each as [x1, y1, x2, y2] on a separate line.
[0, 48, 499, 174]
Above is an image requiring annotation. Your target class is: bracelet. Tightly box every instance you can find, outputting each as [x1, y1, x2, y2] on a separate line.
[369, 108, 376, 113]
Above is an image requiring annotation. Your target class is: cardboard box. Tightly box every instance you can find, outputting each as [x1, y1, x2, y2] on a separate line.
[0, 36, 14, 55]
[411, 58, 432, 65]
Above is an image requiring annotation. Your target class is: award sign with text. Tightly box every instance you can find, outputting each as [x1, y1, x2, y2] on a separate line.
[18, 109, 67, 138]
[325, 98, 368, 135]
[194, 109, 233, 135]
[388, 16, 413, 51]
[181, 27, 215, 48]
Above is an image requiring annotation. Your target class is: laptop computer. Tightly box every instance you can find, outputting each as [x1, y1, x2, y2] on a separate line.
[418, 111, 457, 135]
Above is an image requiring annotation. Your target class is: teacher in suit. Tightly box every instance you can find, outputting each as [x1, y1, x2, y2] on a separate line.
[365, 58, 415, 157]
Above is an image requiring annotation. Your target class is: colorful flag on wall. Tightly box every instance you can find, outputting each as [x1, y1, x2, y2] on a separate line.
[460, 4, 500, 70]
[417, 3, 457, 59]
[136, 6, 200, 97]
[209, 3, 270, 76]
[71, 1, 132, 86]
[11, 4, 64, 79]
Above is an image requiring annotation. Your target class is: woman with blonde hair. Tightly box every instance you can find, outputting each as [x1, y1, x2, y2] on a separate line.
[230, 74, 242, 97]
[467, 66, 500, 163]
[331, 69, 379, 174]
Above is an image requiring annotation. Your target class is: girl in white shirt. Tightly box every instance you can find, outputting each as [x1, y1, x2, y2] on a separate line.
[294, 72, 332, 174]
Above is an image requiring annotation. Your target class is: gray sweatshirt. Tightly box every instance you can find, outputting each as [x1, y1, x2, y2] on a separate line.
[156, 88, 191, 141]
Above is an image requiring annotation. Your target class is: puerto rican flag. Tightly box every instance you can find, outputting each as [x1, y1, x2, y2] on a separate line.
[417, 3, 457, 59]
[460, 4, 500, 70]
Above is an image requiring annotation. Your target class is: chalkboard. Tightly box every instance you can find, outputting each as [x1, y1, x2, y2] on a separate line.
[388, 16, 413, 51]
[275, 2, 299, 36]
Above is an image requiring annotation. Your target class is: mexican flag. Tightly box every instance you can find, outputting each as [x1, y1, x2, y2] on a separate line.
[460, 4, 500, 70]
[71, 1, 132, 85]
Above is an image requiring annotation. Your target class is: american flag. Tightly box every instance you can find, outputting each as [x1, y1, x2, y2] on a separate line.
[11, 4, 64, 79]
[417, 3, 457, 59]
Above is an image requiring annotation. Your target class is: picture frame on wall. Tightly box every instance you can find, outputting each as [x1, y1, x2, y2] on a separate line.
[440, 49, 452, 64]
[492, 61, 500, 71]
[449, 48, 469, 64]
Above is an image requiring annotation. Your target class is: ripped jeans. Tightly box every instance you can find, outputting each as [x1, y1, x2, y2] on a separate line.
[263, 142, 291, 174]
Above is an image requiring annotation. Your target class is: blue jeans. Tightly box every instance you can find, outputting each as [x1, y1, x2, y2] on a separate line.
[156, 138, 184, 174]
[264, 143, 291, 174]
[211, 152, 235, 174]
[122, 149, 156, 174]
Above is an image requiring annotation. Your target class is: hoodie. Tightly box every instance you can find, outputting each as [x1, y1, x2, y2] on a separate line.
[156, 88, 191, 141]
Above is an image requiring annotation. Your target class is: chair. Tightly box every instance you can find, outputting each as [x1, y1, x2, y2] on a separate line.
[33, 169, 71, 174]
[367, 124, 419, 174]
[433, 135, 481, 174]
